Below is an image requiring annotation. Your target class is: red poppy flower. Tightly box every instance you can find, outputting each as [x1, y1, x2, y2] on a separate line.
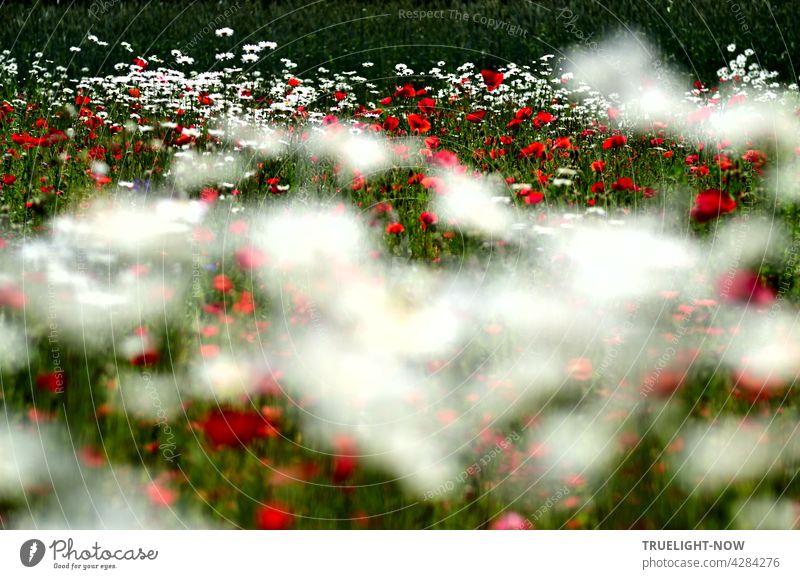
[383, 116, 400, 131]
[132, 57, 148, 69]
[533, 110, 556, 128]
[0, 101, 13, 122]
[419, 211, 438, 230]
[424, 136, 440, 149]
[197, 93, 214, 106]
[519, 142, 545, 159]
[714, 154, 733, 171]
[394, 83, 417, 98]
[36, 371, 65, 393]
[1, 174, 16, 185]
[417, 97, 436, 114]
[522, 191, 545, 205]
[611, 177, 639, 192]
[131, 350, 160, 367]
[386, 222, 405, 235]
[590, 160, 605, 172]
[590, 182, 606, 194]
[334, 91, 347, 102]
[602, 135, 627, 149]
[429, 150, 459, 168]
[200, 187, 219, 204]
[373, 202, 393, 215]
[514, 107, 533, 121]
[255, 502, 294, 530]
[742, 149, 766, 165]
[407, 113, 431, 134]
[287, 77, 301, 87]
[332, 435, 358, 484]
[351, 174, 366, 191]
[718, 270, 775, 305]
[213, 274, 234, 293]
[480, 69, 504, 91]
[465, 110, 486, 123]
[690, 189, 736, 223]
[552, 136, 571, 150]
[202, 408, 265, 447]
[232, 291, 255, 314]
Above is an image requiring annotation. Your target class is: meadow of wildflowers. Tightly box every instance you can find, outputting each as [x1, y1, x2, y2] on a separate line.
[0, 1, 800, 532]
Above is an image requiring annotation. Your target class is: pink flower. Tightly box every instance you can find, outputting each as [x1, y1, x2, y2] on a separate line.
[146, 482, 177, 507]
[200, 187, 219, 204]
[491, 511, 531, 530]
[235, 245, 267, 270]
[718, 270, 775, 305]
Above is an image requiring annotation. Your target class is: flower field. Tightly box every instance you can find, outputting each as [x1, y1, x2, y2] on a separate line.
[1, 2, 800, 531]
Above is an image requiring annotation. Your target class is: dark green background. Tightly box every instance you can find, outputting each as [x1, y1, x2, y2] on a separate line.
[1, 0, 798, 84]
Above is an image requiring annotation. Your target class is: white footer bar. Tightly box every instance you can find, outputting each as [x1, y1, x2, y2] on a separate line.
[1, 531, 798, 577]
